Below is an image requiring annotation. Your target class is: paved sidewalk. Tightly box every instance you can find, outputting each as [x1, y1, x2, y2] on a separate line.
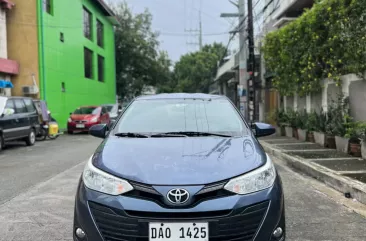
[0, 163, 84, 241]
[260, 136, 366, 205]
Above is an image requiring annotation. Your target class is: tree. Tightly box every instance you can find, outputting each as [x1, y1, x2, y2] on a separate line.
[113, 2, 172, 100]
[172, 43, 226, 93]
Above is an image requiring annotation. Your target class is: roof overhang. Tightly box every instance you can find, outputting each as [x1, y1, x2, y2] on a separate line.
[0, 0, 15, 10]
[94, 0, 119, 25]
[273, 0, 314, 20]
[0, 58, 19, 75]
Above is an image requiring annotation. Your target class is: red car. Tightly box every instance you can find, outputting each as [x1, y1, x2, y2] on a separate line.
[67, 106, 110, 134]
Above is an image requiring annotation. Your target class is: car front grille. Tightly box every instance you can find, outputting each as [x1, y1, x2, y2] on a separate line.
[89, 201, 269, 241]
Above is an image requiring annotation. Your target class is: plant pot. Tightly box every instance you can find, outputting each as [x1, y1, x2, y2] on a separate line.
[325, 134, 336, 149]
[313, 131, 325, 146]
[275, 126, 286, 137]
[292, 127, 299, 139]
[307, 132, 315, 143]
[349, 142, 361, 157]
[297, 129, 307, 141]
[285, 126, 292, 138]
[361, 141, 366, 160]
[335, 136, 350, 153]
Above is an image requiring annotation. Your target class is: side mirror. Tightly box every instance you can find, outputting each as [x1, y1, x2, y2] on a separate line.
[253, 122, 276, 138]
[3, 108, 15, 116]
[89, 124, 108, 139]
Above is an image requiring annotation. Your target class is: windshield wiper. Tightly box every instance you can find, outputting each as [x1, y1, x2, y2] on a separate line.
[114, 132, 149, 138]
[155, 131, 232, 137]
[150, 133, 188, 138]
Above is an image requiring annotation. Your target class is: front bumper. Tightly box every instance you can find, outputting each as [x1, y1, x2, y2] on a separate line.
[73, 175, 285, 241]
[68, 122, 97, 132]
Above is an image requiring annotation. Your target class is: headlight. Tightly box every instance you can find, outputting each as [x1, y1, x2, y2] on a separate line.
[68, 118, 72, 123]
[83, 156, 134, 195]
[224, 154, 276, 195]
[90, 117, 98, 123]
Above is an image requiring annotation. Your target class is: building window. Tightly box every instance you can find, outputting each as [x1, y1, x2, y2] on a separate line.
[97, 19, 104, 47]
[84, 47, 93, 79]
[43, 0, 52, 14]
[98, 55, 105, 82]
[83, 7, 92, 40]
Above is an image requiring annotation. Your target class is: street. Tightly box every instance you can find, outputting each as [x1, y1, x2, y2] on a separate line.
[0, 135, 365, 241]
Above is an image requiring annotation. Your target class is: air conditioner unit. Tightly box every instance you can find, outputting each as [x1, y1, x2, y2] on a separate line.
[22, 85, 39, 95]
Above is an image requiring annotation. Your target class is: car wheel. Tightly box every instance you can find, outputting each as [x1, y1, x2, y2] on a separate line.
[68, 130, 73, 135]
[36, 128, 47, 141]
[25, 129, 36, 146]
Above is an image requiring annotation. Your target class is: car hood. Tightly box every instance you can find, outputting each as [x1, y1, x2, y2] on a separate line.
[92, 136, 266, 185]
[71, 114, 96, 120]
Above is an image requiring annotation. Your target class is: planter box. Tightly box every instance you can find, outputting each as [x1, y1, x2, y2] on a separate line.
[335, 136, 349, 153]
[313, 132, 325, 146]
[362, 141, 366, 160]
[293, 128, 299, 139]
[297, 129, 307, 141]
[285, 127, 292, 138]
[275, 126, 286, 136]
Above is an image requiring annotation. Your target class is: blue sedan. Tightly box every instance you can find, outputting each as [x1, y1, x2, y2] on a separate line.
[73, 93, 285, 241]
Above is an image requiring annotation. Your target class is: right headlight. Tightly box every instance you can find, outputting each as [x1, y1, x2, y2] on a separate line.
[83, 156, 134, 195]
[224, 154, 276, 195]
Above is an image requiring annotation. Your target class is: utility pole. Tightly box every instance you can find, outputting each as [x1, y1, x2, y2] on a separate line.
[221, 0, 248, 119]
[185, 11, 203, 50]
[247, 0, 256, 122]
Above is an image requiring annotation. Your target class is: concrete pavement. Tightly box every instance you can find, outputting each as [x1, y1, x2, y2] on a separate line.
[0, 135, 365, 240]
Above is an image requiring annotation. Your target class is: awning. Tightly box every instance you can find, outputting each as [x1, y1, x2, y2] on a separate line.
[0, 0, 15, 10]
[0, 80, 14, 88]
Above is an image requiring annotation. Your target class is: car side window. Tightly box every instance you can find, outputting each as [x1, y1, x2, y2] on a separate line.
[5, 99, 15, 110]
[24, 99, 36, 112]
[14, 99, 28, 113]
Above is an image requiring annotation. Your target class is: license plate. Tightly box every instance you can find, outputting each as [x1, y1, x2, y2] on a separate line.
[149, 222, 208, 241]
[76, 124, 85, 128]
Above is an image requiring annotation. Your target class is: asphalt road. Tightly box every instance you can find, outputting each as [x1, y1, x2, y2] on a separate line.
[0, 134, 101, 205]
[0, 135, 365, 240]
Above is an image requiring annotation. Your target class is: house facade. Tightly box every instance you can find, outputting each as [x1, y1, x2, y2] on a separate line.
[6, 0, 117, 128]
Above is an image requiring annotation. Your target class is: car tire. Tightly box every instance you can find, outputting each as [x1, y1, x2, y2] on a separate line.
[68, 130, 73, 135]
[25, 129, 36, 146]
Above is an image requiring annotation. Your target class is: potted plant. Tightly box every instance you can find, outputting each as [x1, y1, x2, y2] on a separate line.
[313, 109, 327, 146]
[345, 122, 364, 157]
[325, 105, 337, 149]
[273, 109, 287, 136]
[296, 109, 307, 141]
[284, 109, 295, 138]
[306, 111, 317, 143]
[332, 96, 351, 153]
[287, 109, 299, 139]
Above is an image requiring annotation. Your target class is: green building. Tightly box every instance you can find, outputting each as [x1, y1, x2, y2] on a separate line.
[8, 0, 117, 129]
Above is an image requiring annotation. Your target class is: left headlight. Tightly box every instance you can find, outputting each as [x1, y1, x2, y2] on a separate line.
[83, 156, 134, 195]
[224, 154, 276, 195]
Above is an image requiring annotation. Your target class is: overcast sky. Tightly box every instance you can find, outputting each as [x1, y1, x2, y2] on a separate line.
[117, 0, 239, 62]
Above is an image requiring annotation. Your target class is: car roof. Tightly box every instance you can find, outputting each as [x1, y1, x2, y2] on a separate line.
[135, 93, 224, 101]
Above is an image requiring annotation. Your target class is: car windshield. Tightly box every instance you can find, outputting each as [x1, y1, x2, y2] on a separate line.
[73, 107, 99, 115]
[105, 105, 118, 113]
[115, 98, 249, 136]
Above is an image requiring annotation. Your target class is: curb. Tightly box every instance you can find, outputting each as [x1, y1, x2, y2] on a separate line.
[260, 140, 366, 205]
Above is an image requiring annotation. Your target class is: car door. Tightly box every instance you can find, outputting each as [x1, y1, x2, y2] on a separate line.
[1, 99, 17, 141]
[13, 98, 30, 138]
[23, 98, 39, 128]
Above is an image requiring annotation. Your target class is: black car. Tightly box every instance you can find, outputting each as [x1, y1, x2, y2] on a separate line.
[0, 96, 40, 150]
[73, 93, 285, 241]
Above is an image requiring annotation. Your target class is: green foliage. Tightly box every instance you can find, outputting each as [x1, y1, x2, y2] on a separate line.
[113, 2, 172, 100]
[274, 109, 288, 126]
[325, 94, 353, 137]
[262, 0, 366, 95]
[173, 43, 227, 93]
[286, 109, 299, 128]
[296, 109, 307, 129]
[305, 111, 318, 132]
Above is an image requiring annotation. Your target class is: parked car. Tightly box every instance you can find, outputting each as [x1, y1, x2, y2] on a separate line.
[73, 94, 285, 241]
[0, 96, 40, 150]
[101, 104, 118, 121]
[67, 106, 110, 134]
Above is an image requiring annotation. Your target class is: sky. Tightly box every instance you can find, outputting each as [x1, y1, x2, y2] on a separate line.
[114, 0, 239, 62]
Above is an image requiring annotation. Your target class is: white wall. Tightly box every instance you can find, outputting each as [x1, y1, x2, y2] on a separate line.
[0, 9, 7, 59]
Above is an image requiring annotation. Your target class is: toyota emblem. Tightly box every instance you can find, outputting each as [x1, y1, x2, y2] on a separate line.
[167, 188, 190, 204]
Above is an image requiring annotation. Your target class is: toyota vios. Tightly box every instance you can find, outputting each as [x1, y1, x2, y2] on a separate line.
[73, 93, 285, 241]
